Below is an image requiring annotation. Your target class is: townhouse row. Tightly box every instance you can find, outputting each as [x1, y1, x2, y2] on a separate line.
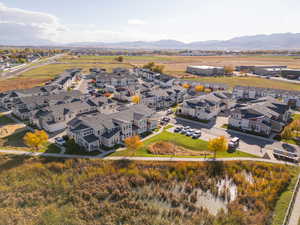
[67, 104, 158, 151]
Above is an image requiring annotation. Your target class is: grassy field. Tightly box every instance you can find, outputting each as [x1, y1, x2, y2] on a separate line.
[0, 130, 60, 153]
[111, 130, 256, 158]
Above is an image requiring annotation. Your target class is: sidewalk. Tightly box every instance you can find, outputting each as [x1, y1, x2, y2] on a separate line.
[0, 149, 298, 167]
[286, 175, 300, 225]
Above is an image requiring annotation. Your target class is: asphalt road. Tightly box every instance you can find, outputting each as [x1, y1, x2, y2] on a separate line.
[0, 54, 64, 79]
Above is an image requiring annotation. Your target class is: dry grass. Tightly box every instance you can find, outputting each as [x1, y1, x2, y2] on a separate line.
[148, 141, 212, 156]
[0, 124, 26, 138]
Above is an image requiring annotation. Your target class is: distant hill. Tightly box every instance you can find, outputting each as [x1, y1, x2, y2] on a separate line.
[67, 33, 300, 50]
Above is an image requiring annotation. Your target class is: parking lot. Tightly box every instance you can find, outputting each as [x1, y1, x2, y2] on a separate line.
[159, 112, 300, 159]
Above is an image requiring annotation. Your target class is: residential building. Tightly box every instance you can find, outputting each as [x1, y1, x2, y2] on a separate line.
[177, 92, 234, 121]
[31, 101, 95, 133]
[95, 68, 138, 88]
[67, 104, 157, 151]
[11, 90, 82, 120]
[229, 97, 291, 136]
[141, 86, 187, 110]
[0, 85, 60, 109]
[50, 68, 81, 90]
[233, 86, 300, 109]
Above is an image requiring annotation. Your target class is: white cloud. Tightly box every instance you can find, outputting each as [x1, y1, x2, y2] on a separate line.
[0, 3, 163, 45]
[127, 19, 147, 25]
[0, 2, 66, 45]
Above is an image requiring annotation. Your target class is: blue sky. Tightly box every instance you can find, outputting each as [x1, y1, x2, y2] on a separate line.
[0, 0, 300, 44]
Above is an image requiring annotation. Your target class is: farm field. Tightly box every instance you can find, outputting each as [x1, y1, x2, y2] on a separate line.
[0, 155, 297, 225]
[2, 54, 300, 92]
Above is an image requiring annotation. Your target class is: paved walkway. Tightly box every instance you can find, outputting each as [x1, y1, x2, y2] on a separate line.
[287, 176, 300, 225]
[0, 149, 298, 167]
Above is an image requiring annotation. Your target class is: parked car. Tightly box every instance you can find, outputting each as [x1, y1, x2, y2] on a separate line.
[166, 109, 173, 115]
[162, 117, 170, 122]
[174, 127, 182, 133]
[160, 121, 166, 125]
[180, 129, 187, 134]
[55, 137, 65, 146]
[186, 131, 193, 136]
[194, 130, 201, 135]
[228, 137, 240, 151]
[192, 133, 201, 139]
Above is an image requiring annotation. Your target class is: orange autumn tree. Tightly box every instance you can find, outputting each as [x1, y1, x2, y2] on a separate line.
[182, 83, 190, 89]
[194, 85, 205, 92]
[208, 136, 228, 158]
[132, 95, 141, 104]
[124, 136, 143, 156]
[224, 66, 234, 74]
[23, 130, 49, 151]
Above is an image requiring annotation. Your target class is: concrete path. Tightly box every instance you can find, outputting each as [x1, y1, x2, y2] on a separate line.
[287, 176, 300, 225]
[0, 149, 298, 167]
[0, 149, 115, 159]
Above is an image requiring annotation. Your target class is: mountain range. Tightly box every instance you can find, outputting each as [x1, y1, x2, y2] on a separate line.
[66, 33, 300, 50]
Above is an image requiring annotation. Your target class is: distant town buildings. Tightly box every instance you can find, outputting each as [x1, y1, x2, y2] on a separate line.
[186, 65, 225, 76]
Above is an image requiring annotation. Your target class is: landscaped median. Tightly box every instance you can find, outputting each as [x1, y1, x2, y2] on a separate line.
[110, 130, 257, 158]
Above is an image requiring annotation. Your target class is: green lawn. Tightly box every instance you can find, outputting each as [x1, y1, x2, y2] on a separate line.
[0, 114, 15, 126]
[292, 114, 300, 120]
[111, 131, 257, 158]
[271, 168, 300, 225]
[0, 130, 61, 153]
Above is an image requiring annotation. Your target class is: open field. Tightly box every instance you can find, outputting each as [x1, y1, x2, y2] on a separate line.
[2, 54, 300, 92]
[111, 131, 256, 158]
[0, 155, 297, 225]
[185, 76, 300, 91]
[0, 62, 133, 92]
[60, 55, 300, 91]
